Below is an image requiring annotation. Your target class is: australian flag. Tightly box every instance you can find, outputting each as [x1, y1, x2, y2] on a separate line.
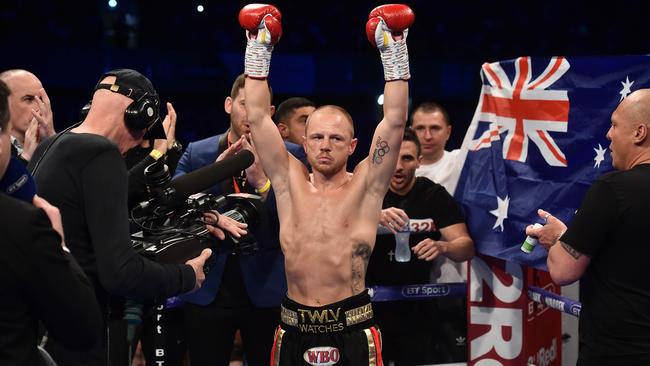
[454, 55, 650, 270]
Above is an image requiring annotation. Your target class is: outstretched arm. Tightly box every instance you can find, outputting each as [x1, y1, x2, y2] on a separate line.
[239, 4, 290, 195]
[364, 4, 414, 196]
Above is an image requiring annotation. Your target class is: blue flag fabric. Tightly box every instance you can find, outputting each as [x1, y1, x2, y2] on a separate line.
[454, 55, 650, 270]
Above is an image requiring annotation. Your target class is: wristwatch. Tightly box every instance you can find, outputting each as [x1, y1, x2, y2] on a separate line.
[170, 140, 183, 152]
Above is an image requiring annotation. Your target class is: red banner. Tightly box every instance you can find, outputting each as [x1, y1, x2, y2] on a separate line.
[468, 254, 561, 365]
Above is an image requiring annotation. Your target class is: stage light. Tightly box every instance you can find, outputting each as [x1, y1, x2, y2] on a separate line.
[377, 94, 384, 106]
[108, 0, 117, 8]
[197, 5, 204, 12]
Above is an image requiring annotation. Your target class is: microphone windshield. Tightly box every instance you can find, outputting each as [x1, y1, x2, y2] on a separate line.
[169, 150, 254, 206]
[0, 156, 36, 202]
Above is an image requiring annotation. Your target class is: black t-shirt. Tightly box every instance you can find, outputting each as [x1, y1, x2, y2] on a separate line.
[28, 133, 195, 309]
[562, 164, 650, 364]
[366, 177, 465, 333]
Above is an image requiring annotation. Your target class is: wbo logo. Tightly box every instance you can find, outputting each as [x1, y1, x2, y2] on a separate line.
[303, 346, 340, 366]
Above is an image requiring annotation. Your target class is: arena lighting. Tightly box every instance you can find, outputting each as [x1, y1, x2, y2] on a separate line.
[197, 4, 204, 12]
[377, 93, 384, 106]
[108, 0, 117, 8]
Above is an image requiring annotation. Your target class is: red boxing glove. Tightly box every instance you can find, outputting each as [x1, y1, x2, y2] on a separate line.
[366, 4, 415, 47]
[238, 4, 282, 79]
[365, 4, 414, 81]
[238, 4, 282, 44]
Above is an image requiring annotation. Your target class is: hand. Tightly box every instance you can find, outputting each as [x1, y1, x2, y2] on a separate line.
[366, 4, 414, 81]
[241, 134, 268, 190]
[31, 88, 55, 139]
[152, 102, 177, 155]
[525, 209, 568, 250]
[412, 238, 446, 261]
[185, 248, 213, 290]
[33, 195, 67, 251]
[238, 4, 282, 44]
[215, 135, 245, 162]
[20, 119, 39, 161]
[239, 4, 283, 79]
[379, 207, 409, 234]
[203, 210, 248, 240]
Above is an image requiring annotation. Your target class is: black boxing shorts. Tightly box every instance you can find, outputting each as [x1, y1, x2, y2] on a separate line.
[270, 290, 383, 366]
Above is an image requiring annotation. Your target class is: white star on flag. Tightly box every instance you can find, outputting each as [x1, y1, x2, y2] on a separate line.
[490, 195, 510, 231]
[594, 143, 607, 168]
[619, 76, 634, 101]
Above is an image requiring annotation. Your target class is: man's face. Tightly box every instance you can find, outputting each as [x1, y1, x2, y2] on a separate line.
[411, 110, 451, 159]
[390, 141, 421, 195]
[607, 105, 635, 170]
[225, 88, 250, 140]
[4, 72, 44, 136]
[280, 105, 315, 144]
[304, 109, 357, 176]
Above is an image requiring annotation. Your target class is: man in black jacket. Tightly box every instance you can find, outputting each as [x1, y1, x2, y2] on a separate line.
[0, 79, 103, 365]
[27, 69, 223, 365]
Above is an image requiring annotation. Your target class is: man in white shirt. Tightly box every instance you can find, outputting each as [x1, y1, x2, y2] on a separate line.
[411, 102, 467, 283]
[412, 102, 462, 196]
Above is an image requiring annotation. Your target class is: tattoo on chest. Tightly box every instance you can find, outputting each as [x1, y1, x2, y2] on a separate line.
[560, 241, 582, 259]
[372, 136, 390, 165]
[351, 242, 371, 294]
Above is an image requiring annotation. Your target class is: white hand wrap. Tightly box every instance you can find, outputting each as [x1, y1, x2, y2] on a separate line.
[375, 20, 410, 81]
[245, 35, 274, 79]
[380, 37, 410, 81]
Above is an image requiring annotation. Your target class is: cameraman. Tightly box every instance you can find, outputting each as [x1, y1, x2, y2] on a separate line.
[27, 69, 229, 366]
[175, 73, 307, 365]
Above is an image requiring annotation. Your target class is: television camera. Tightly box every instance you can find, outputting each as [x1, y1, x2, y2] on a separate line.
[129, 150, 265, 263]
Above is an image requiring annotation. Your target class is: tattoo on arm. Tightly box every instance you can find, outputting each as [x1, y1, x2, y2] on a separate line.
[371, 136, 390, 165]
[560, 241, 582, 260]
[351, 242, 371, 294]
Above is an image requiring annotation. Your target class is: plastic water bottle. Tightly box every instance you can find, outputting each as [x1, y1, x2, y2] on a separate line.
[521, 223, 543, 253]
[394, 220, 411, 262]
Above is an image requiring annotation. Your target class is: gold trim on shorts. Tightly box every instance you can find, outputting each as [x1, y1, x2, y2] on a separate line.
[345, 303, 373, 326]
[364, 328, 377, 366]
[273, 327, 285, 366]
[281, 306, 298, 327]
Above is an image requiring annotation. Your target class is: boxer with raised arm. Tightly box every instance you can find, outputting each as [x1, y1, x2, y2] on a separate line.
[239, 3, 413, 364]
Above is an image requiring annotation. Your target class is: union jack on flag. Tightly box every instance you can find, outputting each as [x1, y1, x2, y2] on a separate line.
[472, 57, 570, 167]
[453, 55, 650, 270]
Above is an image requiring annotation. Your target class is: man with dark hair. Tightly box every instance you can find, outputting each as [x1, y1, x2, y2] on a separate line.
[27, 69, 227, 365]
[367, 127, 474, 364]
[175, 73, 307, 365]
[0, 79, 103, 365]
[411, 101, 462, 195]
[273, 96, 316, 144]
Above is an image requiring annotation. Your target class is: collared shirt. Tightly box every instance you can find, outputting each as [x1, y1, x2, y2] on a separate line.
[10, 136, 23, 156]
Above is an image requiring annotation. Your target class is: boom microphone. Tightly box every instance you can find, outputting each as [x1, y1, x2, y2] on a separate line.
[168, 149, 255, 207]
[0, 156, 36, 202]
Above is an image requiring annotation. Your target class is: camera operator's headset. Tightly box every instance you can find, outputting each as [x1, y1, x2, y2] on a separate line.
[31, 82, 160, 175]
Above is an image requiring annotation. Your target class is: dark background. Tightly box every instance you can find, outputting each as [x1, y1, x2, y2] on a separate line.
[1, 0, 648, 165]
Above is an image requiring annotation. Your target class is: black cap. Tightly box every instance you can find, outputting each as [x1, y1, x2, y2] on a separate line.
[97, 69, 166, 139]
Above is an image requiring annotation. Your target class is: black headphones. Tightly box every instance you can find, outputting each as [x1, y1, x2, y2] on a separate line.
[94, 83, 160, 132]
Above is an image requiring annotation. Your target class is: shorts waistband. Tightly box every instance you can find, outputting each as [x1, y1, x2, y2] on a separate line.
[280, 290, 374, 334]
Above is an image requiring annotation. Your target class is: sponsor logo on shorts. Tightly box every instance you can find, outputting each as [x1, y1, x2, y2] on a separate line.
[303, 346, 340, 365]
